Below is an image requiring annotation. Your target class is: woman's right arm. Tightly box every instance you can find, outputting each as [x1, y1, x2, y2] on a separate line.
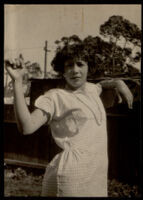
[13, 80, 48, 134]
[5, 59, 49, 135]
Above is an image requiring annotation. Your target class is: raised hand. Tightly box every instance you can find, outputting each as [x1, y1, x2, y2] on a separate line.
[5, 55, 28, 82]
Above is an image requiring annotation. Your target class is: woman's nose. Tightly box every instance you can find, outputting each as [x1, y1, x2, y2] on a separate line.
[72, 64, 79, 73]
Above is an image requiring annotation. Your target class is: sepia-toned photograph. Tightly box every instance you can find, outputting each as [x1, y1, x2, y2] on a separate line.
[4, 4, 141, 197]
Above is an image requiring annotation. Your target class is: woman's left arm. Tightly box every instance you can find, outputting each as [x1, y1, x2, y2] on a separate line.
[99, 79, 133, 109]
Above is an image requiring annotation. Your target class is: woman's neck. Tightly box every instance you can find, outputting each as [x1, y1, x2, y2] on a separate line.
[65, 82, 87, 92]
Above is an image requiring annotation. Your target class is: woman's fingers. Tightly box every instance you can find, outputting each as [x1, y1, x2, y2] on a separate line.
[116, 80, 133, 109]
[5, 57, 27, 81]
[5, 55, 25, 70]
[5, 59, 15, 68]
[115, 90, 123, 104]
[123, 88, 133, 109]
[19, 54, 25, 68]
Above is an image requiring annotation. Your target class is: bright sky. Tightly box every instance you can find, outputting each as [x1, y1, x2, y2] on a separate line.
[4, 4, 141, 72]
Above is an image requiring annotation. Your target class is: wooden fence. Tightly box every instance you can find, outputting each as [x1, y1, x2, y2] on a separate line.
[4, 78, 141, 184]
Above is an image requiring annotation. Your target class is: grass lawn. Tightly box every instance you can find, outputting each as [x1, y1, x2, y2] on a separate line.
[4, 167, 141, 197]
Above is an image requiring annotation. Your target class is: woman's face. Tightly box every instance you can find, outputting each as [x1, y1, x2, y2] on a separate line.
[63, 58, 88, 90]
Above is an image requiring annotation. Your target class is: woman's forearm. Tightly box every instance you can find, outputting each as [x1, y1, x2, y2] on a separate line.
[13, 80, 33, 134]
[99, 79, 133, 109]
[99, 78, 119, 89]
[5, 58, 48, 134]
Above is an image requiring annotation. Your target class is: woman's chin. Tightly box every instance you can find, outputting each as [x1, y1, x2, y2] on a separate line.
[66, 81, 86, 91]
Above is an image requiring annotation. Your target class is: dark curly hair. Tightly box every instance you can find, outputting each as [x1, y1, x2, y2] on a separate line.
[51, 42, 95, 75]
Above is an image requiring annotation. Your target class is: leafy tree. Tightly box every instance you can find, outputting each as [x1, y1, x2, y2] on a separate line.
[54, 17, 141, 78]
[100, 15, 141, 75]
[26, 62, 42, 78]
[69, 35, 82, 44]
[100, 16, 124, 43]
[61, 36, 69, 45]
[123, 19, 141, 48]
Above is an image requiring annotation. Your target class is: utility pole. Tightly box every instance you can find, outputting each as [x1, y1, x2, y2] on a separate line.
[43, 40, 50, 78]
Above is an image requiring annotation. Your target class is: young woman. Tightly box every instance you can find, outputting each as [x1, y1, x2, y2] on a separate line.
[5, 43, 133, 197]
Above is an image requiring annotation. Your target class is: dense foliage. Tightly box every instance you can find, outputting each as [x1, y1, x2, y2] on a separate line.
[53, 16, 141, 78]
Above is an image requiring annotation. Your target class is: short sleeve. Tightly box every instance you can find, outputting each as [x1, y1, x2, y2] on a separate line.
[94, 83, 102, 96]
[34, 90, 55, 123]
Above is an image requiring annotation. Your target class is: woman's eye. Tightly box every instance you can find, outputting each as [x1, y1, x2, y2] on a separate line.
[68, 64, 74, 68]
[77, 62, 84, 67]
[65, 64, 73, 68]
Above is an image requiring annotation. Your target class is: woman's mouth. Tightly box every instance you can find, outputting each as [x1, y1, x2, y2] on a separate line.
[71, 77, 81, 80]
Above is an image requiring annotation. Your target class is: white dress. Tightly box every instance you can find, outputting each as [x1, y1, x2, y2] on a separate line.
[35, 82, 108, 197]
